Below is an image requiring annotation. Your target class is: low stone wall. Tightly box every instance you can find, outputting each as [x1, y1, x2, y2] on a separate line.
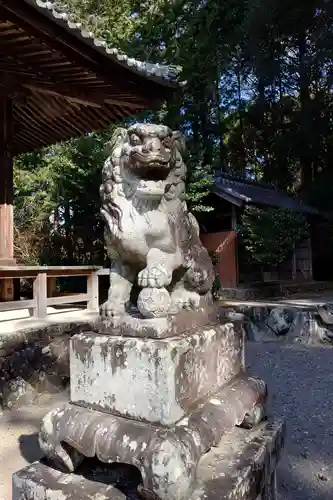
[219, 280, 333, 301]
[232, 303, 333, 345]
[0, 322, 91, 408]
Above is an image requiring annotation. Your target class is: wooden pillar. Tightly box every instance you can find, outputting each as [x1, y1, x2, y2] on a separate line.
[0, 87, 16, 300]
[87, 271, 99, 311]
[33, 273, 47, 317]
[47, 277, 57, 298]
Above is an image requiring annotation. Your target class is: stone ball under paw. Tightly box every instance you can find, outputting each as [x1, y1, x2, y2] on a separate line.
[137, 287, 171, 318]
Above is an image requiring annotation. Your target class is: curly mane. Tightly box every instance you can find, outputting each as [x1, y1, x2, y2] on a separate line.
[100, 125, 187, 234]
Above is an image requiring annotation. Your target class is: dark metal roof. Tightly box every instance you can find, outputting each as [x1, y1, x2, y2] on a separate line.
[213, 174, 318, 214]
[0, 1, 183, 155]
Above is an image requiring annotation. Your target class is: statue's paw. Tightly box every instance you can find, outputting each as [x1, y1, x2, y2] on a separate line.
[138, 266, 172, 288]
[100, 300, 125, 318]
[170, 290, 201, 312]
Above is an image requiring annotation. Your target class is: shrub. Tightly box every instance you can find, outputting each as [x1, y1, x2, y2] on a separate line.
[237, 206, 309, 270]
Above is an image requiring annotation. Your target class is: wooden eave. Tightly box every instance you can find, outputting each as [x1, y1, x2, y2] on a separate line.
[0, 0, 182, 155]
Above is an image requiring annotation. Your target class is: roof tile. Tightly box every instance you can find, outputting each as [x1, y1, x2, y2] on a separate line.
[213, 174, 317, 214]
[26, 0, 185, 86]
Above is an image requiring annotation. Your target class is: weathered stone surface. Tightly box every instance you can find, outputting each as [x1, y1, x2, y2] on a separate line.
[15, 418, 284, 500]
[70, 319, 243, 424]
[39, 375, 267, 500]
[229, 301, 333, 345]
[0, 321, 89, 359]
[192, 418, 285, 500]
[288, 310, 333, 344]
[137, 286, 171, 318]
[0, 334, 71, 408]
[12, 459, 126, 500]
[318, 302, 333, 324]
[243, 316, 279, 343]
[241, 303, 333, 345]
[266, 308, 291, 335]
[234, 305, 294, 342]
[219, 280, 333, 301]
[94, 302, 221, 339]
[0, 308, 240, 408]
[99, 124, 215, 319]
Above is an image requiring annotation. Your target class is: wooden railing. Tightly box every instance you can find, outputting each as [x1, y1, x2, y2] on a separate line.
[0, 266, 109, 317]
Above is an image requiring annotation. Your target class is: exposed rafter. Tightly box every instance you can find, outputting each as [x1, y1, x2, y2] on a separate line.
[0, 0, 182, 154]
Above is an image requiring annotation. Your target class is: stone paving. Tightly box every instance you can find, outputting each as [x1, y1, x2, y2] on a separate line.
[0, 307, 97, 336]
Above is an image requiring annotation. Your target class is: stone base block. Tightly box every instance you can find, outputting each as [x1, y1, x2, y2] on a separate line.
[12, 459, 125, 500]
[70, 318, 243, 425]
[192, 418, 285, 500]
[94, 306, 237, 339]
[14, 419, 285, 500]
[38, 374, 267, 500]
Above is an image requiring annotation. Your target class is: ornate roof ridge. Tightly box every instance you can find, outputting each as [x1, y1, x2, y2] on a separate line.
[24, 0, 185, 87]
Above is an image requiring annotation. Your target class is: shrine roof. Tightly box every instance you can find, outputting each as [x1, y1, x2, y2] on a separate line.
[213, 173, 318, 214]
[0, 1, 183, 154]
[23, 0, 182, 85]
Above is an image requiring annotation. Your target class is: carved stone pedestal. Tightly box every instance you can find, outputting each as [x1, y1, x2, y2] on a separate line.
[70, 312, 243, 424]
[18, 309, 267, 500]
[13, 419, 285, 500]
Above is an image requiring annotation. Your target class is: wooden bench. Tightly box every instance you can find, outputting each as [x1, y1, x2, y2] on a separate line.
[0, 266, 109, 317]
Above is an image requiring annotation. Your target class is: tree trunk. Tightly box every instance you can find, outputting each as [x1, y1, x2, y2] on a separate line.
[236, 56, 246, 176]
[257, 77, 271, 182]
[298, 31, 313, 199]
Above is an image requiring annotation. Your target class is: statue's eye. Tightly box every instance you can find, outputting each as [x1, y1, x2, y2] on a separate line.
[162, 136, 172, 149]
[130, 134, 141, 145]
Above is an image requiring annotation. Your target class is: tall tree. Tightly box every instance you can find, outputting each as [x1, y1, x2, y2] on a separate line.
[15, 0, 333, 268]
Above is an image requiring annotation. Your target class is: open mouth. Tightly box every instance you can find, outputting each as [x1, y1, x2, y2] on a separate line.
[133, 165, 170, 181]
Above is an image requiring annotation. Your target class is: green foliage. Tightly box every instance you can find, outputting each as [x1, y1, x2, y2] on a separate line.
[14, 0, 333, 267]
[185, 164, 214, 212]
[14, 129, 113, 265]
[237, 206, 309, 269]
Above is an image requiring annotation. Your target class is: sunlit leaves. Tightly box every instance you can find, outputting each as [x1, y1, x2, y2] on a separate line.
[237, 205, 309, 268]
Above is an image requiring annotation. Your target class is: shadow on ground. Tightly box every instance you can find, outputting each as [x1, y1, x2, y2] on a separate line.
[18, 433, 42, 464]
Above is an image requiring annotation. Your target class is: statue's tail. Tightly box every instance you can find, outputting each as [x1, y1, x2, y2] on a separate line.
[184, 257, 215, 294]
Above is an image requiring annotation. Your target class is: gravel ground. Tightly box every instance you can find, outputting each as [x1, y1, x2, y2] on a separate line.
[246, 342, 333, 500]
[0, 343, 332, 500]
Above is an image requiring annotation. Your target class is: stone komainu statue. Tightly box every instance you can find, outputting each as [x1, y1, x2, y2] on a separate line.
[99, 123, 215, 318]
